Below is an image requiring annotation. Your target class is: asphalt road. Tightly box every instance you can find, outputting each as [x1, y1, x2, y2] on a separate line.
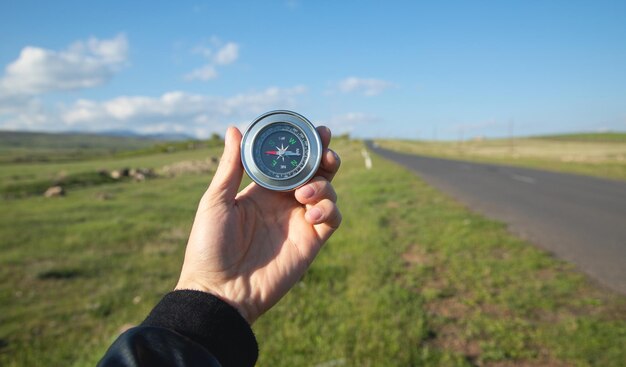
[367, 142, 626, 294]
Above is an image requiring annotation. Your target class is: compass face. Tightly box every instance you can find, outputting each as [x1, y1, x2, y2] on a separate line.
[254, 123, 309, 180]
[241, 110, 322, 191]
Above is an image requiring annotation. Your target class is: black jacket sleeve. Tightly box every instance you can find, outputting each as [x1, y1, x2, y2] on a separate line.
[98, 290, 258, 367]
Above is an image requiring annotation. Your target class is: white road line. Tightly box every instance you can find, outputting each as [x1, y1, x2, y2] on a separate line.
[511, 174, 536, 184]
[361, 149, 373, 170]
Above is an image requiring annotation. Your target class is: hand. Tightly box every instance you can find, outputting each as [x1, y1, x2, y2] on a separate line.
[176, 126, 342, 324]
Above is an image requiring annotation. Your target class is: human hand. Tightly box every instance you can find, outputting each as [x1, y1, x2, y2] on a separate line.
[175, 126, 341, 324]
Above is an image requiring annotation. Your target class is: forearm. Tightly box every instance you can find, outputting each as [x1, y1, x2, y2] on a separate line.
[98, 290, 258, 367]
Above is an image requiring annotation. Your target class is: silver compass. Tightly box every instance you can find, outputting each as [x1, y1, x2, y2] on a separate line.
[241, 110, 322, 191]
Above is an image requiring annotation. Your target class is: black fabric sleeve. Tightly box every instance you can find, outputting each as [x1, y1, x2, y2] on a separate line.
[98, 290, 258, 367]
[97, 326, 223, 367]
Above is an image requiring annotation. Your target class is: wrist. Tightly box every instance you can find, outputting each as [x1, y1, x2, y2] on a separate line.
[142, 290, 259, 366]
[175, 280, 256, 324]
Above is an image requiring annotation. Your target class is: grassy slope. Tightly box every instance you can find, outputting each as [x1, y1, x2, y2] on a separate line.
[0, 146, 222, 198]
[535, 132, 626, 142]
[375, 133, 626, 181]
[0, 131, 159, 163]
[0, 147, 220, 366]
[0, 139, 624, 366]
[0, 131, 220, 165]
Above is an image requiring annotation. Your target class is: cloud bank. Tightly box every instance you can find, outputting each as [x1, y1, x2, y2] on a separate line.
[320, 112, 381, 135]
[0, 34, 128, 96]
[2, 86, 308, 137]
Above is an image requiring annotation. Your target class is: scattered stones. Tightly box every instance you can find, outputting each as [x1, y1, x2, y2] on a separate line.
[110, 170, 123, 179]
[159, 158, 218, 177]
[44, 186, 65, 197]
[132, 168, 155, 181]
[109, 167, 155, 181]
[110, 168, 129, 179]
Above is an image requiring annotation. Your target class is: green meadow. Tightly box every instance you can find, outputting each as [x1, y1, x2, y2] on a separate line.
[1, 135, 624, 366]
[376, 133, 626, 181]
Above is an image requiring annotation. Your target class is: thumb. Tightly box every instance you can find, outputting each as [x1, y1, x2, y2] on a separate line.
[206, 127, 244, 203]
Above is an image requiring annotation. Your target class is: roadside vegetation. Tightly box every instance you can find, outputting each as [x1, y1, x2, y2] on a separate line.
[0, 136, 624, 366]
[375, 132, 626, 181]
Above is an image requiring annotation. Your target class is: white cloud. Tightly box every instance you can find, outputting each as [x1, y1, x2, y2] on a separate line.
[35, 85, 308, 137]
[0, 98, 53, 131]
[214, 42, 239, 65]
[136, 123, 188, 135]
[185, 39, 239, 81]
[320, 112, 381, 135]
[336, 77, 395, 96]
[0, 34, 128, 96]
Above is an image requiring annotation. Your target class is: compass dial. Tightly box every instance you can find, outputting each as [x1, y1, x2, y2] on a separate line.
[254, 123, 309, 180]
[241, 110, 322, 191]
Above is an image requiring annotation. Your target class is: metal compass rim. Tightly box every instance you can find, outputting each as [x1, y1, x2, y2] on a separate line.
[241, 110, 322, 192]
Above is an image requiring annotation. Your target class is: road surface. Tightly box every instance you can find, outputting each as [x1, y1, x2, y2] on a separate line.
[367, 142, 626, 294]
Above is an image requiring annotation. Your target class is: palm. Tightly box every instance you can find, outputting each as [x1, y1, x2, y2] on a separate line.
[199, 184, 324, 321]
[177, 126, 340, 323]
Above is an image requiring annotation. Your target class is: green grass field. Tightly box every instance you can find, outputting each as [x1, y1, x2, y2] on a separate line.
[0, 131, 161, 164]
[1, 137, 624, 366]
[376, 133, 626, 181]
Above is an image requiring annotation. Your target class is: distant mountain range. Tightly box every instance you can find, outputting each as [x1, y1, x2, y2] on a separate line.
[0, 129, 216, 164]
[92, 129, 195, 141]
[0, 129, 195, 146]
[0, 130, 197, 154]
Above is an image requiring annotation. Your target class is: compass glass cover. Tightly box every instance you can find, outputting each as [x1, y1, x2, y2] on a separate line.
[253, 122, 310, 180]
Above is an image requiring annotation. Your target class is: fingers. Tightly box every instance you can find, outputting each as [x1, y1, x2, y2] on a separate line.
[317, 125, 331, 150]
[317, 148, 341, 182]
[305, 199, 342, 231]
[205, 127, 244, 203]
[297, 126, 341, 232]
[296, 176, 342, 234]
[295, 176, 337, 205]
[315, 126, 341, 182]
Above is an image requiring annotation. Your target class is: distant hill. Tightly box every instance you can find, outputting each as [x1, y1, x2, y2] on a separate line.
[532, 132, 626, 143]
[0, 131, 160, 150]
[0, 130, 200, 164]
[95, 129, 194, 141]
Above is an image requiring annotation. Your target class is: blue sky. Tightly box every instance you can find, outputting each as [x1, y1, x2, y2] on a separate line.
[1, 0, 625, 139]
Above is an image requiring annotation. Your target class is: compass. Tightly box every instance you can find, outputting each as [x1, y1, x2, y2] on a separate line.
[241, 110, 322, 191]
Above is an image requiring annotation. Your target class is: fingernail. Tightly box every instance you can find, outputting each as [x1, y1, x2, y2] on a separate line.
[301, 185, 315, 199]
[223, 127, 232, 147]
